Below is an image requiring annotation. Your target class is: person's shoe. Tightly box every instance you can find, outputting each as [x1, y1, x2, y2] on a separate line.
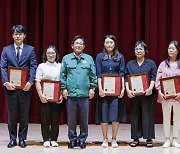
[68, 140, 77, 149]
[101, 139, 108, 148]
[51, 141, 58, 147]
[43, 141, 50, 148]
[79, 142, 86, 149]
[172, 139, 180, 148]
[111, 140, 118, 148]
[162, 139, 171, 148]
[7, 140, 17, 148]
[146, 139, 153, 148]
[19, 139, 26, 148]
[129, 139, 139, 147]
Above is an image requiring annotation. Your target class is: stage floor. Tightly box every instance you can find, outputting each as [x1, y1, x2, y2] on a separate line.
[0, 124, 180, 154]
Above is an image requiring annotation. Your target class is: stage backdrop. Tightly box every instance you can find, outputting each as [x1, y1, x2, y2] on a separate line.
[0, 0, 180, 124]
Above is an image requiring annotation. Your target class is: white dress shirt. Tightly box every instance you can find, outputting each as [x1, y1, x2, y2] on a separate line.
[14, 43, 23, 56]
[35, 61, 61, 81]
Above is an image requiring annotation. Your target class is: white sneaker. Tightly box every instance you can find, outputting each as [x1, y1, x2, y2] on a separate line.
[172, 139, 180, 148]
[101, 139, 108, 148]
[43, 141, 50, 148]
[162, 139, 171, 148]
[111, 140, 118, 148]
[51, 141, 58, 147]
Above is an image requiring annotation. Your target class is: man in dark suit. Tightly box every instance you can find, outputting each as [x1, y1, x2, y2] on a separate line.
[0, 25, 37, 148]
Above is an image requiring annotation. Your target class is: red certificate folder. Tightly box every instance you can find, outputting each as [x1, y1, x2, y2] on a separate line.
[160, 76, 180, 99]
[8, 67, 28, 89]
[41, 80, 60, 102]
[128, 73, 149, 96]
[102, 74, 122, 96]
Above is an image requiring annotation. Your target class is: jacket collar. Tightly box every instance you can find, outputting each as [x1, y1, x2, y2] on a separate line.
[70, 52, 85, 60]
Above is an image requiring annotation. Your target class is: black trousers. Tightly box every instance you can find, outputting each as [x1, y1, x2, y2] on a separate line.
[5, 89, 31, 141]
[38, 100, 64, 142]
[129, 95, 155, 139]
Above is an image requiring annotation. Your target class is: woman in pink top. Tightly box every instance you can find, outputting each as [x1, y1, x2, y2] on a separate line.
[155, 40, 180, 148]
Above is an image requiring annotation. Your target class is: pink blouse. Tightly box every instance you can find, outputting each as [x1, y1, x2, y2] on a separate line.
[155, 61, 180, 103]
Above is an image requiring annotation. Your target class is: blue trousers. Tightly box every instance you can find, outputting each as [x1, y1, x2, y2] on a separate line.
[66, 97, 89, 143]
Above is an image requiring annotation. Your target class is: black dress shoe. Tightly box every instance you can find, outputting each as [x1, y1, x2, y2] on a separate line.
[79, 142, 86, 149]
[7, 140, 17, 148]
[68, 140, 77, 149]
[19, 140, 26, 148]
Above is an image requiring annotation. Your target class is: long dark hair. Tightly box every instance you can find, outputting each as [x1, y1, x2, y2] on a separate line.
[165, 40, 180, 68]
[102, 35, 122, 62]
[43, 45, 59, 63]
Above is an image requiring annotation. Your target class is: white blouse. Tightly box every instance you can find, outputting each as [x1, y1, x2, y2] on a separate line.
[35, 61, 61, 81]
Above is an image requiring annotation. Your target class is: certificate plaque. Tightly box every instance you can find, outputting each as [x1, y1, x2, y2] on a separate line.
[41, 80, 60, 102]
[128, 73, 149, 96]
[160, 76, 180, 99]
[102, 74, 122, 96]
[8, 67, 28, 89]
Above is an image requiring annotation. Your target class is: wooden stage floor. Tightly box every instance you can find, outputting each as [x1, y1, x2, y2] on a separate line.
[0, 124, 180, 154]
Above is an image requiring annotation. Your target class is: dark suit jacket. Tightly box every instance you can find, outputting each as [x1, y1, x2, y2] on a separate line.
[1, 44, 37, 84]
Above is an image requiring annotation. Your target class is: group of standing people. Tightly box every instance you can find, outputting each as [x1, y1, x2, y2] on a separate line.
[0, 25, 180, 149]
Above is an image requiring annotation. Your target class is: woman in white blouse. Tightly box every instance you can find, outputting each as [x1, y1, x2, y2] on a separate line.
[35, 45, 63, 147]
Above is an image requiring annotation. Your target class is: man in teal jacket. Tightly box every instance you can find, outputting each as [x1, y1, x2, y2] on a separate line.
[60, 35, 97, 149]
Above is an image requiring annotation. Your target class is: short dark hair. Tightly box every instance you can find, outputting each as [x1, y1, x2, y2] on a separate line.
[71, 35, 85, 44]
[43, 45, 59, 63]
[11, 25, 26, 34]
[134, 41, 148, 55]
